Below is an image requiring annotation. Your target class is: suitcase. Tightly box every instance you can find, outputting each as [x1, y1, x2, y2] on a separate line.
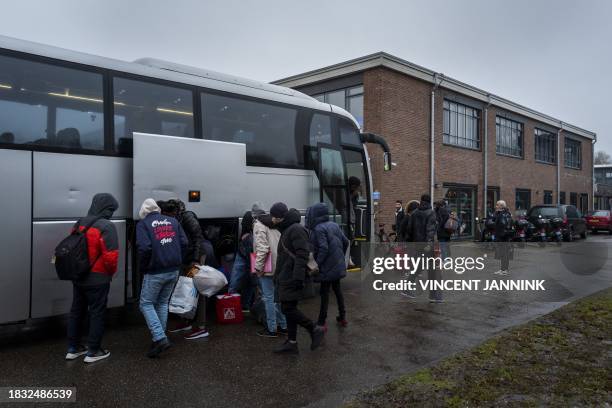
[215, 293, 244, 324]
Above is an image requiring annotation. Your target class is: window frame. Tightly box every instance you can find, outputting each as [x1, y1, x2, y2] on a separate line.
[495, 116, 524, 159]
[534, 128, 557, 165]
[564, 137, 582, 170]
[442, 99, 481, 150]
[515, 188, 532, 210]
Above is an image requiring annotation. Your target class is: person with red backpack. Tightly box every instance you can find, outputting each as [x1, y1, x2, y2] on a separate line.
[65, 193, 119, 363]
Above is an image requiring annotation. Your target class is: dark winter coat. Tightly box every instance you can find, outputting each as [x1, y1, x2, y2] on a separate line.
[306, 203, 349, 282]
[436, 205, 451, 241]
[137, 212, 188, 274]
[275, 209, 310, 302]
[394, 208, 405, 233]
[494, 209, 513, 241]
[406, 201, 437, 243]
[73, 193, 119, 286]
[177, 210, 205, 265]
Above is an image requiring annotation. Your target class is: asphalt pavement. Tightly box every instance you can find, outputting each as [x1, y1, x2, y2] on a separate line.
[1, 235, 610, 408]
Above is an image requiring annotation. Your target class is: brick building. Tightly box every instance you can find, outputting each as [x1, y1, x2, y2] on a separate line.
[273, 53, 596, 238]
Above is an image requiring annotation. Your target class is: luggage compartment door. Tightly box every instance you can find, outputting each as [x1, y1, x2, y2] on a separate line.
[132, 132, 247, 219]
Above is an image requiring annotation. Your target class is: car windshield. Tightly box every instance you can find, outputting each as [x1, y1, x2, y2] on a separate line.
[528, 207, 561, 217]
[587, 210, 610, 217]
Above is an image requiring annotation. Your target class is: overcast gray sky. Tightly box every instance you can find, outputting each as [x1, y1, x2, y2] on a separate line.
[2, 0, 610, 152]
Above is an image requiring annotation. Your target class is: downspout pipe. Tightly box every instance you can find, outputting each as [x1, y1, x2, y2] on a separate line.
[557, 126, 562, 205]
[483, 95, 491, 218]
[430, 73, 444, 202]
[592, 137, 597, 210]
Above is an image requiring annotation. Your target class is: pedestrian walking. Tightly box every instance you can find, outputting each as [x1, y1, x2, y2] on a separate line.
[271, 203, 324, 354]
[137, 198, 187, 358]
[65, 193, 119, 363]
[252, 202, 287, 338]
[306, 203, 350, 330]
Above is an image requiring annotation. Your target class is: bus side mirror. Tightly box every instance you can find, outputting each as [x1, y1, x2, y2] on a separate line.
[383, 152, 391, 171]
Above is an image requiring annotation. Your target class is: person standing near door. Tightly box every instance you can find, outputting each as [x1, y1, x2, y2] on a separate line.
[137, 198, 188, 358]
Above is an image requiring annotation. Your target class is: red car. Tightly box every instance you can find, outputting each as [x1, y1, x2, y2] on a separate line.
[585, 210, 612, 234]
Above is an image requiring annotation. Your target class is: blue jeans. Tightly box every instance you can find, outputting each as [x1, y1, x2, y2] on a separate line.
[140, 270, 179, 342]
[228, 253, 254, 308]
[259, 276, 287, 332]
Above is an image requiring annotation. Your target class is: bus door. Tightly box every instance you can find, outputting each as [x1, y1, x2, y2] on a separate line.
[342, 148, 370, 268]
[132, 132, 247, 294]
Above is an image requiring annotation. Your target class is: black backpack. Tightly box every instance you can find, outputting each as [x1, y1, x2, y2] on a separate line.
[54, 217, 101, 281]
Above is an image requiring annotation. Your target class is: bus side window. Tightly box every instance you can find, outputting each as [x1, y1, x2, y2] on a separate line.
[0, 53, 104, 150]
[113, 77, 195, 152]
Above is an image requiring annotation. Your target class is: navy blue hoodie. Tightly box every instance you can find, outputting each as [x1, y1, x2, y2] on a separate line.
[137, 212, 188, 274]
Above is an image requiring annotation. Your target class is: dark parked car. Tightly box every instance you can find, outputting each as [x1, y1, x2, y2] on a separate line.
[526, 205, 587, 241]
[585, 210, 612, 234]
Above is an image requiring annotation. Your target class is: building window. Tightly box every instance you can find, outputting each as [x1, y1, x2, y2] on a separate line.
[312, 85, 363, 128]
[515, 189, 531, 210]
[564, 138, 582, 169]
[570, 192, 578, 207]
[486, 187, 500, 214]
[560, 191, 566, 205]
[535, 128, 556, 164]
[544, 190, 553, 205]
[443, 100, 480, 149]
[496, 116, 523, 158]
[580, 193, 589, 213]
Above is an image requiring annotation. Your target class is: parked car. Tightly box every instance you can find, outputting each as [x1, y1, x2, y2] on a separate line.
[526, 205, 587, 241]
[585, 210, 612, 234]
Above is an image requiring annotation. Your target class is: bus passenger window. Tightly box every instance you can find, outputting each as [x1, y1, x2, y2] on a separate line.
[202, 93, 301, 168]
[113, 77, 194, 151]
[339, 119, 361, 146]
[0, 54, 104, 150]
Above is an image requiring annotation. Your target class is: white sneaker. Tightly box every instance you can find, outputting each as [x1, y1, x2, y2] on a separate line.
[499, 270, 509, 276]
[84, 349, 110, 363]
[65, 345, 88, 360]
[493, 270, 504, 275]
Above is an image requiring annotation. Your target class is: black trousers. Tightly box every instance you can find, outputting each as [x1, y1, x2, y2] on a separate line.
[317, 280, 345, 325]
[67, 283, 110, 352]
[281, 300, 314, 342]
[500, 245, 510, 271]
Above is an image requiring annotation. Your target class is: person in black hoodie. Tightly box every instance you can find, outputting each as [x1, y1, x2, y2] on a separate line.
[493, 200, 513, 276]
[137, 198, 188, 357]
[271, 203, 324, 354]
[66, 193, 119, 363]
[398, 200, 420, 242]
[402, 194, 438, 299]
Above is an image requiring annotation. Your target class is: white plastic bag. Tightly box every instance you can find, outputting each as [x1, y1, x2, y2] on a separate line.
[193, 265, 228, 297]
[169, 276, 199, 319]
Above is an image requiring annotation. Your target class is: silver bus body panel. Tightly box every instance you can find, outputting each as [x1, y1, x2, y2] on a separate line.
[133, 133, 247, 219]
[363, 144, 375, 242]
[33, 152, 132, 219]
[0, 149, 32, 323]
[31, 220, 126, 318]
[244, 166, 320, 214]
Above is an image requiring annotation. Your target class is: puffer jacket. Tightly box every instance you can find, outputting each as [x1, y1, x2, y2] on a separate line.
[73, 193, 119, 287]
[178, 210, 204, 265]
[307, 203, 349, 282]
[406, 201, 437, 243]
[275, 209, 309, 302]
[494, 209, 513, 241]
[253, 215, 281, 276]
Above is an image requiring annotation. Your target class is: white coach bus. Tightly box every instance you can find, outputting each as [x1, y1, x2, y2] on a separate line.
[0, 35, 391, 325]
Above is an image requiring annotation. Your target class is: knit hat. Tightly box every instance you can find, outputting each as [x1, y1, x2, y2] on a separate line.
[251, 202, 266, 217]
[270, 202, 289, 219]
[420, 194, 431, 203]
[139, 198, 161, 219]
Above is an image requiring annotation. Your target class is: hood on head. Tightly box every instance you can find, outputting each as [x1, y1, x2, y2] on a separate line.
[279, 208, 302, 231]
[306, 203, 329, 229]
[139, 198, 161, 219]
[419, 201, 432, 211]
[257, 214, 275, 229]
[251, 202, 266, 218]
[87, 193, 118, 219]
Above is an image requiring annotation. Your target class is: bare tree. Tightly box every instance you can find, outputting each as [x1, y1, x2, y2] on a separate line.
[594, 150, 611, 165]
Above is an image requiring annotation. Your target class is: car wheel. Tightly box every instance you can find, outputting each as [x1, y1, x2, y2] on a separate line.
[592, 230, 598, 234]
[565, 228, 574, 242]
